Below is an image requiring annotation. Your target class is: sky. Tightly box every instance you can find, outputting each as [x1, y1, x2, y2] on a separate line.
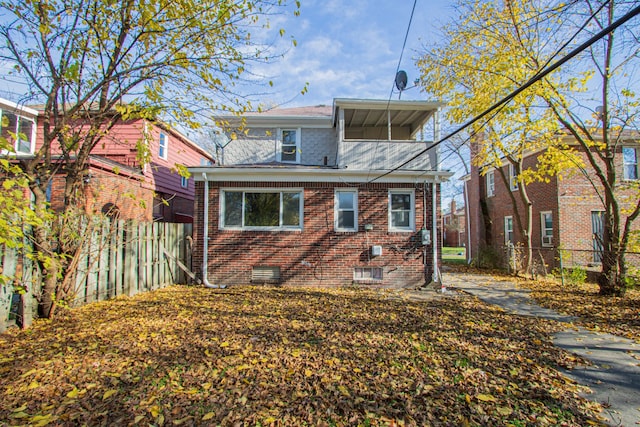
[253, 0, 456, 109]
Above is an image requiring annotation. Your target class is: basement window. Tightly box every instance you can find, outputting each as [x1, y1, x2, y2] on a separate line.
[252, 266, 281, 283]
[353, 267, 383, 281]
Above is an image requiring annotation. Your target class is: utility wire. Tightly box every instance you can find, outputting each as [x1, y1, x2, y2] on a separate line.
[367, 0, 418, 182]
[369, 2, 640, 183]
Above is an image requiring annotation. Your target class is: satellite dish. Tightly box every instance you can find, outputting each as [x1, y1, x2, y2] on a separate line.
[395, 70, 408, 92]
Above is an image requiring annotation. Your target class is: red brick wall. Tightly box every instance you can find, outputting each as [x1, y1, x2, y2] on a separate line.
[192, 181, 443, 287]
[48, 168, 153, 221]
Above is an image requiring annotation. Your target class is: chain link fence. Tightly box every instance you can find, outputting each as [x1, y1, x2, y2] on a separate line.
[479, 244, 640, 286]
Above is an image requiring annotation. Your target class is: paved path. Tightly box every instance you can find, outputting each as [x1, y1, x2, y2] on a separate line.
[443, 271, 640, 427]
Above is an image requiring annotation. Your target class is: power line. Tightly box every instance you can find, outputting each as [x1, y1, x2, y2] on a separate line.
[369, 2, 640, 183]
[367, 0, 418, 182]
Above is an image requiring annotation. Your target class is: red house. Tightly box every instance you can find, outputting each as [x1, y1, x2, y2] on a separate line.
[463, 134, 640, 271]
[1, 97, 214, 222]
[189, 99, 452, 288]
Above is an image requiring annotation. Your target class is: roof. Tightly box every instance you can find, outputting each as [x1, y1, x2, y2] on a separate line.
[217, 98, 443, 135]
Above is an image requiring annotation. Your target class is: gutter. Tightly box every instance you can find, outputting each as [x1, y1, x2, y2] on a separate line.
[201, 172, 225, 289]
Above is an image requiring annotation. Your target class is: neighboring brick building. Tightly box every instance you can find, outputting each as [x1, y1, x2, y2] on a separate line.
[189, 99, 452, 288]
[1, 97, 215, 222]
[464, 136, 640, 270]
[442, 199, 466, 247]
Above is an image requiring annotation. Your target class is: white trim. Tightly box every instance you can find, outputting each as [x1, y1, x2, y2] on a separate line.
[334, 188, 358, 232]
[278, 128, 301, 163]
[504, 215, 514, 244]
[158, 132, 168, 160]
[188, 166, 453, 184]
[388, 189, 415, 232]
[540, 211, 553, 247]
[508, 163, 518, 191]
[486, 170, 495, 197]
[219, 187, 304, 231]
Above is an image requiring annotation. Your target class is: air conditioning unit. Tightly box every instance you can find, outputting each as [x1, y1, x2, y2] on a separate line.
[371, 245, 383, 257]
[542, 236, 553, 246]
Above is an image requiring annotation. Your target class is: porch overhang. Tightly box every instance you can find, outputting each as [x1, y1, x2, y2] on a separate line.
[188, 166, 453, 184]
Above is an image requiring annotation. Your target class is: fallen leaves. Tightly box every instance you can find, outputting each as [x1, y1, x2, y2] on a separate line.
[522, 277, 640, 343]
[0, 285, 606, 425]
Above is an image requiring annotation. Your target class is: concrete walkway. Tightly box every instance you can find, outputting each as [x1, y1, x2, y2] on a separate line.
[443, 271, 640, 427]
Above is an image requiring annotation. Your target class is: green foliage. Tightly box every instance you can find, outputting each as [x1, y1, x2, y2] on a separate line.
[566, 267, 587, 286]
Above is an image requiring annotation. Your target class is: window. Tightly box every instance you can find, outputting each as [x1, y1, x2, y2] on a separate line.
[181, 176, 188, 188]
[623, 147, 638, 180]
[335, 189, 358, 231]
[389, 190, 415, 231]
[504, 216, 514, 244]
[0, 110, 34, 154]
[158, 132, 168, 160]
[354, 267, 383, 281]
[486, 170, 495, 197]
[221, 189, 303, 230]
[508, 163, 518, 191]
[540, 211, 553, 247]
[280, 129, 300, 163]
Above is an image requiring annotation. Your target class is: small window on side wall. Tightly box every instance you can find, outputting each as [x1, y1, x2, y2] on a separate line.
[508, 163, 518, 191]
[540, 211, 553, 247]
[504, 216, 514, 244]
[486, 170, 495, 197]
[181, 176, 188, 188]
[158, 132, 168, 160]
[389, 190, 415, 232]
[335, 189, 358, 232]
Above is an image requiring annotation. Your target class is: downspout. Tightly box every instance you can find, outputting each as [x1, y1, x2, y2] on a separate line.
[201, 172, 225, 289]
[432, 179, 440, 285]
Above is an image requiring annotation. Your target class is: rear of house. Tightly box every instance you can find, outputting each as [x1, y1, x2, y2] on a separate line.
[189, 98, 452, 288]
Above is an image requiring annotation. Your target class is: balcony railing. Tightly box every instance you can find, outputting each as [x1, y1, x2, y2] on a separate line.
[339, 140, 437, 170]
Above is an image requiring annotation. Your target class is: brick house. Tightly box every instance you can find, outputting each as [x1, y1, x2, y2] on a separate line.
[464, 135, 640, 270]
[188, 98, 453, 288]
[1, 97, 214, 222]
[442, 199, 466, 248]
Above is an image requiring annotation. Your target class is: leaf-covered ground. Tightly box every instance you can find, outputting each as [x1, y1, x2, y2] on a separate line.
[522, 278, 640, 343]
[0, 286, 605, 426]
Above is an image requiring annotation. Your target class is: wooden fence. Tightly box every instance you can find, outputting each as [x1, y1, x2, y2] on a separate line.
[0, 219, 193, 331]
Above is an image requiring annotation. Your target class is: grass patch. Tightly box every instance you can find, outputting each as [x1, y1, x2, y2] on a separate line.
[442, 246, 467, 265]
[0, 286, 604, 426]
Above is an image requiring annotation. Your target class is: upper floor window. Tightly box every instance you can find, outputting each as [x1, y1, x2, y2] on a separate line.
[279, 129, 300, 163]
[540, 211, 553, 247]
[158, 132, 168, 160]
[623, 147, 638, 180]
[334, 189, 358, 232]
[221, 189, 303, 230]
[181, 176, 188, 188]
[486, 170, 495, 197]
[508, 163, 518, 191]
[389, 189, 415, 232]
[1, 110, 35, 154]
[504, 216, 514, 244]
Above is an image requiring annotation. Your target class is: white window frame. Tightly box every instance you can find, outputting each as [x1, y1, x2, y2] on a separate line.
[486, 170, 495, 197]
[623, 147, 638, 180]
[334, 189, 358, 232]
[388, 189, 415, 232]
[0, 109, 36, 155]
[508, 163, 518, 191]
[278, 128, 301, 163]
[540, 211, 553, 247]
[220, 188, 304, 231]
[180, 176, 188, 188]
[158, 132, 168, 160]
[504, 216, 514, 244]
